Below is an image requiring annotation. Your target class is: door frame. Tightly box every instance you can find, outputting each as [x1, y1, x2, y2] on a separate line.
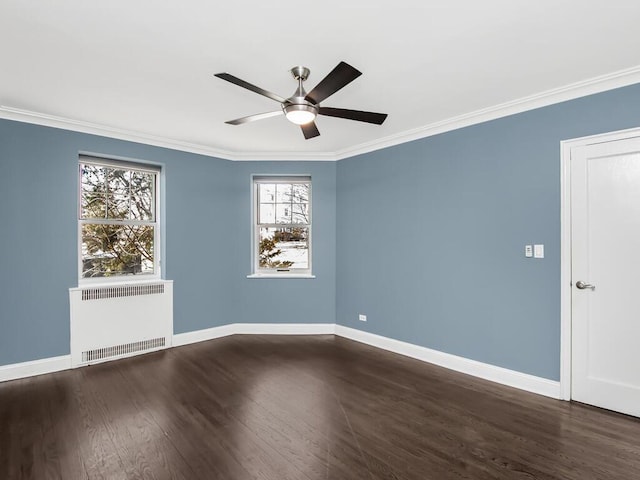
[559, 126, 640, 401]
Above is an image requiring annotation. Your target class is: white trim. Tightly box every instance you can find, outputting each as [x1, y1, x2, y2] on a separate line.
[233, 323, 335, 335]
[333, 65, 640, 161]
[335, 325, 561, 399]
[78, 158, 162, 284]
[70, 278, 173, 291]
[1, 324, 560, 399]
[559, 126, 640, 149]
[252, 175, 313, 277]
[78, 273, 164, 287]
[559, 126, 640, 402]
[172, 323, 335, 347]
[2, 65, 640, 162]
[246, 274, 316, 279]
[560, 140, 573, 401]
[172, 324, 237, 347]
[0, 106, 238, 160]
[174, 323, 561, 399]
[0, 355, 72, 383]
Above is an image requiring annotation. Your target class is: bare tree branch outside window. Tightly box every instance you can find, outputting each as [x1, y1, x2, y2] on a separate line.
[80, 161, 157, 278]
[256, 178, 310, 272]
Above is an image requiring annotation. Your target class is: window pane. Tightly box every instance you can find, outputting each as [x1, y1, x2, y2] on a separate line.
[291, 203, 309, 224]
[130, 171, 154, 221]
[107, 169, 130, 196]
[81, 164, 106, 193]
[81, 224, 154, 277]
[291, 183, 309, 203]
[107, 193, 130, 220]
[259, 184, 276, 203]
[81, 193, 106, 219]
[259, 203, 275, 224]
[276, 184, 292, 203]
[275, 204, 291, 224]
[259, 227, 308, 269]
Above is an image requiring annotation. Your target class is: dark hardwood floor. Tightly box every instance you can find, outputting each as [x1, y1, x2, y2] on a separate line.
[1, 335, 639, 479]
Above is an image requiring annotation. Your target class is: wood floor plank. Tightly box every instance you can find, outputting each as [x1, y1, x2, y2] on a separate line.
[1, 334, 640, 479]
[121, 348, 309, 480]
[115, 352, 259, 480]
[85, 360, 196, 480]
[48, 372, 88, 479]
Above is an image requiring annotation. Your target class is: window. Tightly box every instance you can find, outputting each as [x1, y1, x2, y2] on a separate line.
[253, 176, 312, 276]
[79, 156, 160, 281]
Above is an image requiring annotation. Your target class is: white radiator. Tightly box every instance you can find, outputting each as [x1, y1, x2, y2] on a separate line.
[69, 280, 173, 367]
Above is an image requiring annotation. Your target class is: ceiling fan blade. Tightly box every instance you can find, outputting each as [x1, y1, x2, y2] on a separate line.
[305, 62, 362, 105]
[214, 73, 287, 104]
[319, 107, 388, 125]
[301, 122, 320, 139]
[225, 110, 283, 125]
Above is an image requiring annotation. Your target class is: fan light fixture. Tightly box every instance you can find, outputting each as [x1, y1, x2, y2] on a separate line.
[214, 61, 388, 139]
[284, 104, 317, 125]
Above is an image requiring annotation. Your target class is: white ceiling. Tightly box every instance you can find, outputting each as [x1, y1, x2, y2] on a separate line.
[1, 1, 640, 160]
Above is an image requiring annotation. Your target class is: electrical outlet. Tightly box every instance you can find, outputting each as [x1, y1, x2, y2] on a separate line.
[358, 314, 367, 322]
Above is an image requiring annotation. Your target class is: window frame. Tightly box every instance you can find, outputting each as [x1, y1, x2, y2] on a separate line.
[251, 175, 313, 278]
[78, 155, 161, 285]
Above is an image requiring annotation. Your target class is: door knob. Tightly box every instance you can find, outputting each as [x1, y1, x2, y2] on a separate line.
[576, 280, 595, 291]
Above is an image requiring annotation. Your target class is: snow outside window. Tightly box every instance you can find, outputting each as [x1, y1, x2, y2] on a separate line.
[79, 156, 160, 282]
[253, 176, 311, 276]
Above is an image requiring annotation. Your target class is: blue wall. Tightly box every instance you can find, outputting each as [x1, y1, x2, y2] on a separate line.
[2, 82, 640, 379]
[0, 121, 336, 365]
[228, 162, 336, 326]
[336, 83, 640, 381]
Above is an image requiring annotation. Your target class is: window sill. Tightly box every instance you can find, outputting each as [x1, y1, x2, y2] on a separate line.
[76, 277, 167, 289]
[246, 274, 316, 279]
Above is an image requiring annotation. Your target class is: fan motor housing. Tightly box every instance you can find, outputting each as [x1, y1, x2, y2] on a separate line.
[290, 66, 310, 81]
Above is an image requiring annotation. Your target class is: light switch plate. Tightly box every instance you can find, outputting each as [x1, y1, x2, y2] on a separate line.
[525, 245, 533, 258]
[534, 244, 544, 258]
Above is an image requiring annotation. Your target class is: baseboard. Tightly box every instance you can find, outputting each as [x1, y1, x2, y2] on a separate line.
[334, 325, 561, 399]
[172, 323, 335, 347]
[172, 324, 237, 347]
[233, 323, 336, 335]
[0, 355, 72, 383]
[0, 324, 561, 400]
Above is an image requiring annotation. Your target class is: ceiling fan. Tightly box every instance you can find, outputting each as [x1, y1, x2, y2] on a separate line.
[214, 61, 388, 139]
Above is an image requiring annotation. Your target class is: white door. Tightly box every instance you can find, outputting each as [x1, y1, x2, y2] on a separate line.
[571, 135, 640, 417]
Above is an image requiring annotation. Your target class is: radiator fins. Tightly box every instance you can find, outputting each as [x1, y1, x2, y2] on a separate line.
[81, 337, 166, 363]
[81, 283, 164, 301]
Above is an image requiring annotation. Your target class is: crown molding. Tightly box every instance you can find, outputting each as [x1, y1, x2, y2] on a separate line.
[2, 64, 640, 162]
[0, 105, 238, 160]
[0, 105, 340, 162]
[333, 64, 640, 160]
[228, 150, 338, 161]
